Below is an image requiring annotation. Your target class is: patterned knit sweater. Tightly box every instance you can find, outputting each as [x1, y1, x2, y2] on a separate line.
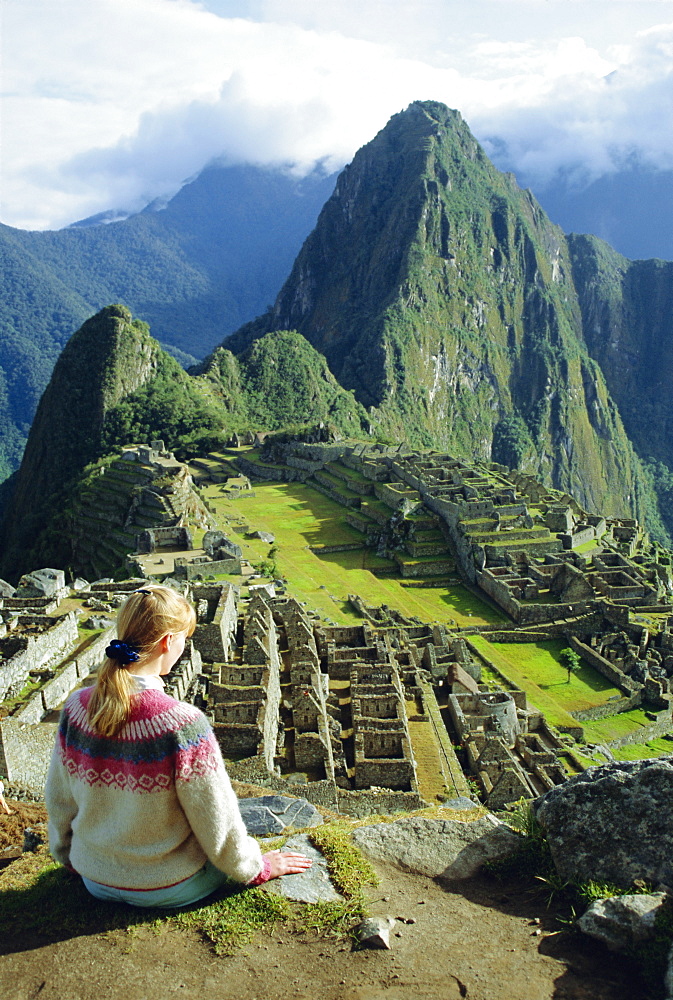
[45, 686, 264, 890]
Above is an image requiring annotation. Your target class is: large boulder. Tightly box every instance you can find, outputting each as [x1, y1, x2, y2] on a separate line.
[351, 812, 522, 879]
[534, 758, 673, 887]
[16, 567, 65, 598]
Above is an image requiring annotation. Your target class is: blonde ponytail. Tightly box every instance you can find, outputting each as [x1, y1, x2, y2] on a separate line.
[87, 659, 137, 737]
[87, 585, 196, 737]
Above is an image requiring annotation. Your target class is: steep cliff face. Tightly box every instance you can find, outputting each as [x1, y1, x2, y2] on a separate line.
[225, 101, 649, 521]
[9, 305, 161, 501]
[569, 234, 673, 470]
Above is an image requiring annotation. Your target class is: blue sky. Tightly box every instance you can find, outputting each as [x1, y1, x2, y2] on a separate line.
[3, 0, 673, 229]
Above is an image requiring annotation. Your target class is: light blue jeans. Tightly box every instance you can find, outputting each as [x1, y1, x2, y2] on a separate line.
[82, 860, 230, 908]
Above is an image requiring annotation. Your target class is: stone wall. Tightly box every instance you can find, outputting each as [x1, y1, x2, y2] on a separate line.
[336, 787, 427, 817]
[604, 714, 673, 749]
[191, 583, 237, 662]
[11, 627, 119, 723]
[572, 693, 642, 722]
[2, 597, 59, 614]
[0, 720, 58, 789]
[396, 556, 455, 578]
[174, 556, 240, 579]
[235, 456, 302, 482]
[0, 613, 79, 702]
[569, 636, 641, 695]
[165, 641, 202, 701]
[213, 722, 262, 757]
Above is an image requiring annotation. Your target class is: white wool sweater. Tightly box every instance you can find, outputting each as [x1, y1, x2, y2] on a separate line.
[45, 685, 263, 890]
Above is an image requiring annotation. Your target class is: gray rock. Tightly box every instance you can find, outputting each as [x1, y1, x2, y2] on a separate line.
[71, 578, 90, 592]
[239, 795, 323, 836]
[83, 616, 114, 630]
[534, 758, 673, 887]
[251, 530, 275, 544]
[23, 827, 46, 852]
[264, 834, 343, 903]
[577, 893, 666, 952]
[239, 804, 285, 836]
[441, 796, 478, 811]
[0, 579, 16, 598]
[356, 916, 396, 949]
[16, 567, 65, 598]
[351, 814, 522, 879]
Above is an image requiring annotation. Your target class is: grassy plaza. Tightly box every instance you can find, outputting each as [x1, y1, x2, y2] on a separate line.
[201, 480, 506, 627]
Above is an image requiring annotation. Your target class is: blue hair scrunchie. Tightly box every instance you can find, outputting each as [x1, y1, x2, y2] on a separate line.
[105, 639, 140, 665]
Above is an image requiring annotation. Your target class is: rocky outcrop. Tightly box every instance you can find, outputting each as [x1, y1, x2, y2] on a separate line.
[534, 758, 673, 888]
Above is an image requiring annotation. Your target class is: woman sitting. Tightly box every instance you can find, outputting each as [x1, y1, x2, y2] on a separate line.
[46, 584, 311, 907]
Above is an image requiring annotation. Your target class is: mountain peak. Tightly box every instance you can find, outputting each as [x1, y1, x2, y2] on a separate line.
[221, 101, 648, 524]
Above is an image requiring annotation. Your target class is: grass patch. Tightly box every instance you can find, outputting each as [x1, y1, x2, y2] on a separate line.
[470, 637, 623, 724]
[174, 885, 289, 956]
[611, 738, 673, 761]
[0, 853, 302, 955]
[309, 822, 379, 899]
[0, 831, 377, 954]
[202, 480, 504, 626]
[583, 709, 662, 744]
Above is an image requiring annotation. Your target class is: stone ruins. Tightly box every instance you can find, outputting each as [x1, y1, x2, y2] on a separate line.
[4, 438, 673, 815]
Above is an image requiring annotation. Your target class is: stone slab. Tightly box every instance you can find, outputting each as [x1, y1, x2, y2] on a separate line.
[239, 795, 323, 836]
[264, 834, 343, 903]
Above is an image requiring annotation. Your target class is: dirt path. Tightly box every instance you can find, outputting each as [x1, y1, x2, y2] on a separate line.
[1, 803, 644, 1000]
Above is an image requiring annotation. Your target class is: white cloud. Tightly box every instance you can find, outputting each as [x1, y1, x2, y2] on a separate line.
[475, 23, 673, 186]
[3, 0, 673, 228]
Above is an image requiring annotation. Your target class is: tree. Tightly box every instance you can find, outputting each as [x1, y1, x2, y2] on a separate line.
[559, 647, 582, 683]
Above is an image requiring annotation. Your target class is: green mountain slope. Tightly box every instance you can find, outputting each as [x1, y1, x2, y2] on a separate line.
[224, 101, 652, 525]
[568, 234, 673, 535]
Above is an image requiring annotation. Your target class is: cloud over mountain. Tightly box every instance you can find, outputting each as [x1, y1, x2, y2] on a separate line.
[4, 0, 673, 229]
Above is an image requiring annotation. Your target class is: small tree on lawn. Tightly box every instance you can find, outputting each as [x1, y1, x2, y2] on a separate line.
[559, 647, 582, 683]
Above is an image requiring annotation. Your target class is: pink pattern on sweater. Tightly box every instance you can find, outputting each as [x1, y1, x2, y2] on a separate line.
[58, 687, 220, 792]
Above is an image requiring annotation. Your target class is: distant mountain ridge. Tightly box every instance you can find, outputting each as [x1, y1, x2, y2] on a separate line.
[0, 164, 337, 481]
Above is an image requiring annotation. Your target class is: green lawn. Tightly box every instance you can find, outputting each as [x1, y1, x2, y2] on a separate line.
[202, 480, 505, 626]
[469, 636, 623, 729]
[582, 709, 664, 744]
[611, 737, 673, 761]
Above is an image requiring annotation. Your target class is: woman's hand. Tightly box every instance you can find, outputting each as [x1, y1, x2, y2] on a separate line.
[263, 849, 313, 879]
